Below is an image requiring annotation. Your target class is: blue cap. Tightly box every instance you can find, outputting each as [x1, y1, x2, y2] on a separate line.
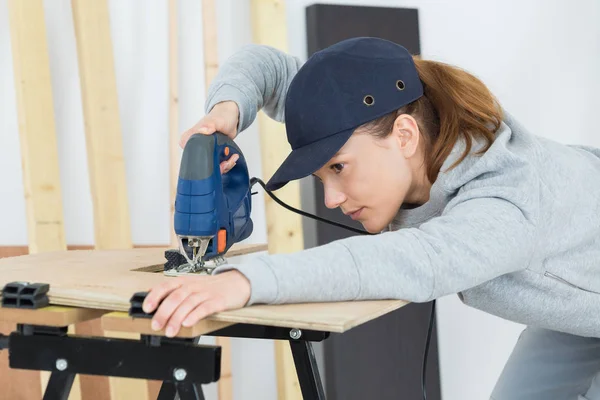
[265, 37, 424, 191]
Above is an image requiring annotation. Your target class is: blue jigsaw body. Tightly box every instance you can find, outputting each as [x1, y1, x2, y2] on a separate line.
[174, 132, 253, 263]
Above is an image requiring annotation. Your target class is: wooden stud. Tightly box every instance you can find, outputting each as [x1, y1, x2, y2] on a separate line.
[7, 0, 66, 255]
[5, 1, 82, 398]
[101, 312, 233, 338]
[71, 0, 132, 251]
[70, 1, 146, 399]
[198, 1, 235, 399]
[202, 0, 219, 86]
[169, 0, 180, 249]
[249, 1, 304, 399]
[0, 306, 107, 327]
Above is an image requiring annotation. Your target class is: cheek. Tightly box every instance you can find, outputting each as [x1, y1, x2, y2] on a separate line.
[364, 159, 411, 224]
[368, 162, 410, 202]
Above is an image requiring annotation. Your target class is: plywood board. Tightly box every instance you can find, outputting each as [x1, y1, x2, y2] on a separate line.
[0, 245, 408, 333]
[0, 244, 266, 309]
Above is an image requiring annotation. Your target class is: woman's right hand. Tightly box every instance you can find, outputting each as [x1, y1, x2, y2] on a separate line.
[179, 101, 240, 174]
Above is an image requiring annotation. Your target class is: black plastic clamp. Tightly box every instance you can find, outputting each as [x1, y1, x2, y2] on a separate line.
[1, 281, 50, 309]
[129, 291, 154, 318]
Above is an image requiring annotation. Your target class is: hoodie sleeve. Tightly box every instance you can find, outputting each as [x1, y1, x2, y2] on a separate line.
[212, 160, 540, 305]
[204, 44, 303, 134]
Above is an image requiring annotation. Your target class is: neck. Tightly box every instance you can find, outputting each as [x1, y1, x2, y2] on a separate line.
[405, 167, 432, 206]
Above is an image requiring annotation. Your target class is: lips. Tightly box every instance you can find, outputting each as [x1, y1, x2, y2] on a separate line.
[345, 208, 364, 220]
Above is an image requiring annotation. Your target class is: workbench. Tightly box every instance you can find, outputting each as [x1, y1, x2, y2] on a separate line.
[0, 246, 409, 400]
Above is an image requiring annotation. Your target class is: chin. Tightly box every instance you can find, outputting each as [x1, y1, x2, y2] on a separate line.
[361, 219, 388, 234]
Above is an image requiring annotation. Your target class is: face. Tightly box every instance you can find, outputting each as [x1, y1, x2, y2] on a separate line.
[312, 114, 430, 233]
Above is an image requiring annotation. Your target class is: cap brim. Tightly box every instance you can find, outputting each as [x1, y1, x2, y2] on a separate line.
[265, 127, 355, 191]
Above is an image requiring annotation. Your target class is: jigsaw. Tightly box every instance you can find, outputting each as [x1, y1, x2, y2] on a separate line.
[164, 132, 254, 276]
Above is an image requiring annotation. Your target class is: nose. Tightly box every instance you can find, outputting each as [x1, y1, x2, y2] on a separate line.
[323, 185, 346, 209]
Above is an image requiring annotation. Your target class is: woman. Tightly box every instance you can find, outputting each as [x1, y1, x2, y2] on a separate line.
[143, 37, 600, 399]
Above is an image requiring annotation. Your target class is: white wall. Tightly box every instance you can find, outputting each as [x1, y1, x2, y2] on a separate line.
[1, 0, 599, 399]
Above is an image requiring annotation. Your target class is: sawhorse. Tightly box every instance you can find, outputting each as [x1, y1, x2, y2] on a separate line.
[0, 287, 329, 400]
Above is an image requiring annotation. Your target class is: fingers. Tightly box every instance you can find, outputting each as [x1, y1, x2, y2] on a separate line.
[142, 279, 182, 314]
[219, 154, 240, 174]
[163, 292, 210, 337]
[150, 285, 193, 332]
[179, 102, 239, 149]
[149, 285, 226, 337]
[182, 298, 226, 328]
[179, 123, 216, 149]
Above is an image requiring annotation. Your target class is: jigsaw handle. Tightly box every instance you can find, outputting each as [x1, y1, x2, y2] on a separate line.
[174, 132, 252, 245]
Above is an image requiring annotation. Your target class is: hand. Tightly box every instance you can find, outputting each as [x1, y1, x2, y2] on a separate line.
[143, 270, 251, 337]
[180, 101, 240, 174]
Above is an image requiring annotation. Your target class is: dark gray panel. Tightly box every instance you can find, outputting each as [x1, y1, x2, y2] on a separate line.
[303, 4, 442, 400]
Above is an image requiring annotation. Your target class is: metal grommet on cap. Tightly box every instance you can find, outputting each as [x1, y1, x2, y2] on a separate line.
[396, 80, 405, 90]
[363, 95, 375, 106]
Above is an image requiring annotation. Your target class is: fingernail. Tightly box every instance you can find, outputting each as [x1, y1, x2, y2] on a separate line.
[151, 320, 160, 331]
[143, 302, 153, 313]
[166, 326, 175, 337]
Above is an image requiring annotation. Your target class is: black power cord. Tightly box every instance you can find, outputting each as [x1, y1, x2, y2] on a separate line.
[250, 178, 372, 235]
[422, 299, 436, 400]
[250, 177, 435, 400]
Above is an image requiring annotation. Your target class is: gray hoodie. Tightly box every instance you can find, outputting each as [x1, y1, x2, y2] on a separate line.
[208, 44, 600, 338]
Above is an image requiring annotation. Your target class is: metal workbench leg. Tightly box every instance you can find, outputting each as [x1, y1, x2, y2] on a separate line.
[290, 340, 326, 400]
[157, 381, 177, 400]
[176, 382, 205, 400]
[42, 371, 75, 400]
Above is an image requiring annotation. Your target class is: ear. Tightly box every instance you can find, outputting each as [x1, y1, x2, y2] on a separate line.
[391, 114, 420, 158]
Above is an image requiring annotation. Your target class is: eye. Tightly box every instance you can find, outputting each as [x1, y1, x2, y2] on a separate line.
[330, 163, 345, 174]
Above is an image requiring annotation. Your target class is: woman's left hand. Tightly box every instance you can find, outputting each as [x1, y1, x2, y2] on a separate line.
[142, 270, 251, 337]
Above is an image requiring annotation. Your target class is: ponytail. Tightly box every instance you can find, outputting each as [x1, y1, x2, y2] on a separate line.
[364, 58, 503, 183]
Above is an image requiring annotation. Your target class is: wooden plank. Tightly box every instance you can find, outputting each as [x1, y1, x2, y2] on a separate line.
[0, 244, 182, 258]
[101, 311, 233, 338]
[0, 247, 407, 333]
[199, 1, 235, 398]
[6, 1, 76, 398]
[249, 1, 303, 398]
[202, 0, 219, 86]
[7, 0, 66, 255]
[70, 0, 139, 398]
[71, 0, 131, 251]
[0, 306, 107, 326]
[169, 0, 180, 250]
